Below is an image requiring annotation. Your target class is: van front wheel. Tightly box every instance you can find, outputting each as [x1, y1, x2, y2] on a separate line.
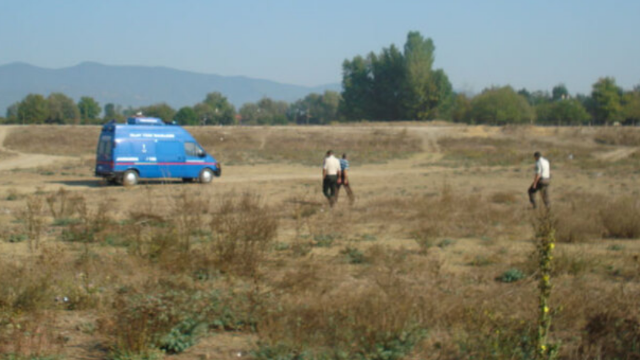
[122, 170, 139, 187]
[199, 169, 214, 184]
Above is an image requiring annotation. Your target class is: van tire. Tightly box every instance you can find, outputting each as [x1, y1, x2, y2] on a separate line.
[122, 170, 139, 187]
[199, 169, 214, 184]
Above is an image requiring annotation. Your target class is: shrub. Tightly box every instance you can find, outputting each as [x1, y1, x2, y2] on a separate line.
[170, 190, 210, 252]
[0, 311, 64, 359]
[15, 195, 46, 251]
[59, 196, 112, 244]
[552, 250, 600, 277]
[454, 310, 537, 360]
[341, 246, 365, 264]
[5, 189, 20, 201]
[581, 312, 640, 359]
[209, 193, 278, 276]
[313, 233, 337, 248]
[103, 282, 246, 357]
[0, 262, 54, 312]
[7, 234, 27, 243]
[607, 244, 624, 251]
[468, 255, 494, 267]
[437, 239, 455, 248]
[256, 287, 424, 360]
[498, 268, 526, 283]
[45, 187, 82, 220]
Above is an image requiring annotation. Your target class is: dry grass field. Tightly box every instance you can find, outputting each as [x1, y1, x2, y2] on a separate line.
[0, 124, 639, 360]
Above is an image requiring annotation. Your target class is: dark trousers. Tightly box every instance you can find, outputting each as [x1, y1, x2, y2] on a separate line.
[336, 175, 355, 204]
[323, 175, 338, 205]
[528, 179, 550, 209]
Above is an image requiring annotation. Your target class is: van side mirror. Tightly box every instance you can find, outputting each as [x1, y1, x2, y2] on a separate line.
[198, 151, 206, 158]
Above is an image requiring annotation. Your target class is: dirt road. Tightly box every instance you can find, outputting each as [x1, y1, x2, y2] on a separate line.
[0, 126, 75, 171]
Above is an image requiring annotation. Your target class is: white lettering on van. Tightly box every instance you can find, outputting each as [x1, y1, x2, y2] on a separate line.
[129, 133, 175, 138]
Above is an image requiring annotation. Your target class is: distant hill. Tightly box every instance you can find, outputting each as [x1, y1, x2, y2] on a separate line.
[0, 62, 341, 113]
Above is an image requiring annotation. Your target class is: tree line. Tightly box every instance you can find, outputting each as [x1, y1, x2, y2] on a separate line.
[3, 31, 639, 126]
[338, 31, 639, 125]
[1, 89, 342, 126]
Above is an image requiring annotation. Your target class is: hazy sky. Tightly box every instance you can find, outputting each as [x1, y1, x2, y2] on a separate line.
[1, 0, 639, 94]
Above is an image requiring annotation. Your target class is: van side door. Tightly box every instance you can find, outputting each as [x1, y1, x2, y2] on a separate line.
[156, 140, 184, 178]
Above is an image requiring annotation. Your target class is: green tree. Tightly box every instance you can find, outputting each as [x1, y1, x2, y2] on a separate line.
[538, 99, 590, 125]
[77, 96, 101, 123]
[138, 103, 176, 123]
[255, 97, 288, 125]
[339, 55, 373, 120]
[201, 92, 236, 125]
[339, 31, 452, 121]
[470, 86, 534, 125]
[519, 88, 551, 106]
[370, 45, 405, 120]
[402, 31, 435, 119]
[174, 106, 198, 125]
[428, 69, 454, 119]
[290, 91, 341, 125]
[551, 84, 569, 101]
[5, 102, 19, 123]
[622, 90, 640, 125]
[193, 103, 215, 125]
[591, 77, 623, 125]
[47, 92, 80, 124]
[239, 103, 260, 125]
[401, 32, 452, 120]
[104, 103, 124, 121]
[451, 93, 471, 123]
[17, 94, 48, 124]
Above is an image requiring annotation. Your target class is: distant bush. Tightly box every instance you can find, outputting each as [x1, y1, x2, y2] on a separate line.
[498, 268, 526, 283]
[341, 246, 365, 264]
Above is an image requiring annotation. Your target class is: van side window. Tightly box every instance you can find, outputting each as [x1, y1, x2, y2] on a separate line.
[184, 142, 198, 157]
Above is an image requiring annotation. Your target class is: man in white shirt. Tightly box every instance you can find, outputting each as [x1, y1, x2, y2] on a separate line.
[322, 150, 342, 207]
[528, 151, 551, 209]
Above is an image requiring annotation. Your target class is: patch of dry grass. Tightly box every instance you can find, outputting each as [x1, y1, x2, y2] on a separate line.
[594, 127, 640, 146]
[194, 127, 421, 165]
[5, 126, 100, 156]
[438, 137, 528, 167]
[5, 125, 422, 166]
[600, 197, 640, 239]
[2, 125, 640, 359]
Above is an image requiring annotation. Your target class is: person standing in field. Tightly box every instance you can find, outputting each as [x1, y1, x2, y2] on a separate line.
[322, 150, 342, 207]
[528, 151, 551, 209]
[335, 153, 355, 204]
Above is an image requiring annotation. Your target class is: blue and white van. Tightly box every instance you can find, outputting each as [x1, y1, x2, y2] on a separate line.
[95, 117, 221, 186]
